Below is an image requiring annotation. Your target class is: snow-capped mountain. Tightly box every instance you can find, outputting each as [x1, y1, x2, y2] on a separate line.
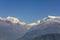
[0, 17, 29, 40]
[17, 16, 60, 40]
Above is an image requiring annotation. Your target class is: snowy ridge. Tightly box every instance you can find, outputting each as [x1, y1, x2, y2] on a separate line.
[0, 16, 60, 26]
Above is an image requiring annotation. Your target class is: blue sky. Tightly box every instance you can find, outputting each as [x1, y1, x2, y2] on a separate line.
[0, 0, 60, 23]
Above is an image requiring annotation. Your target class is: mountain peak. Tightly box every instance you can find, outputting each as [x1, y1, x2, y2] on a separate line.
[48, 16, 60, 19]
[7, 16, 20, 23]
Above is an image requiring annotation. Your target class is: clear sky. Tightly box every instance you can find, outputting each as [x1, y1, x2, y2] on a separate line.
[0, 0, 60, 23]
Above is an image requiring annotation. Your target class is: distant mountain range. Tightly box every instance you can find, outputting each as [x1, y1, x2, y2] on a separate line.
[17, 16, 60, 40]
[0, 16, 60, 40]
